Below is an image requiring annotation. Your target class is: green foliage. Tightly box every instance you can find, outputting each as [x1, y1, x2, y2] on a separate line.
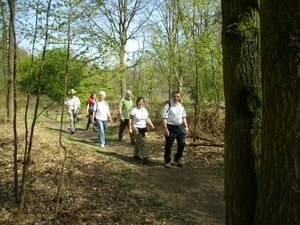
[14, 0, 224, 111]
[17, 47, 87, 101]
[148, 0, 223, 106]
[225, 11, 260, 40]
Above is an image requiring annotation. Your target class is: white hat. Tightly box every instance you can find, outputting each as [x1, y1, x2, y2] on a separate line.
[68, 89, 76, 94]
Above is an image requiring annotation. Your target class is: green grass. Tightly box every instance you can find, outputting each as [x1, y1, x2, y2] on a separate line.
[156, 211, 171, 220]
[213, 158, 224, 167]
[112, 168, 135, 190]
[149, 195, 164, 207]
[105, 126, 117, 135]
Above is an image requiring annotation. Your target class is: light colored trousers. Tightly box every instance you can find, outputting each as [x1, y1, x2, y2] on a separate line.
[133, 127, 148, 159]
[68, 110, 77, 132]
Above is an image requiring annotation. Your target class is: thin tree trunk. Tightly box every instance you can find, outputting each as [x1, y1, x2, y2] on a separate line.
[0, 0, 8, 122]
[7, 0, 19, 203]
[7, 0, 14, 123]
[16, 0, 52, 216]
[55, 1, 83, 223]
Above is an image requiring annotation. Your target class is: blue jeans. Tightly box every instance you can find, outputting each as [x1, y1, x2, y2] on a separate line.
[164, 124, 186, 163]
[95, 119, 107, 145]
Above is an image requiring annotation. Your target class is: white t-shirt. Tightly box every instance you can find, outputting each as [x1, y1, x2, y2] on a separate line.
[130, 106, 149, 128]
[93, 101, 109, 120]
[162, 101, 187, 126]
[65, 96, 81, 113]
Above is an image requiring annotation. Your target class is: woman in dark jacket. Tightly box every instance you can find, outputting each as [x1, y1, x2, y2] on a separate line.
[86, 93, 98, 131]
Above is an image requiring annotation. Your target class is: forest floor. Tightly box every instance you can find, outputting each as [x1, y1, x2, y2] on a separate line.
[0, 110, 225, 225]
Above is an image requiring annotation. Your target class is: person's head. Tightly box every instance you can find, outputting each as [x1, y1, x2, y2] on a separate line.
[68, 89, 76, 96]
[98, 91, 106, 100]
[171, 91, 181, 103]
[90, 93, 96, 98]
[125, 90, 132, 99]
[136, 97, 145, 108]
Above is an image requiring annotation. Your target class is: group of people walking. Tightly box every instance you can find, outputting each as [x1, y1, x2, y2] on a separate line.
[64, 89, 189, 168]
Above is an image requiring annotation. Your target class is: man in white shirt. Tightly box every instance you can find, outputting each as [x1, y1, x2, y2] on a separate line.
[65, 89, 81, 134]
[162, 91, 189, 168]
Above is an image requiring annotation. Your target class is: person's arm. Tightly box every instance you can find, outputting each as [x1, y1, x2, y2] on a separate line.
[182, 117, 189, 134]
[77, 97, 81, 110]
[107, 104, 112, 122]
[146, 117, 155, 130]
[119, 107, 124, 121]
[107, 111, 112, 122]
[118, 100, 124, 121]
[74, 97, 80, 114]
[92, 110, 96, 124]
[86, 103, 90, 115]
[128, 114, 134, 134]
[64, 98, 69, 108]
[162, 118, 169, 136]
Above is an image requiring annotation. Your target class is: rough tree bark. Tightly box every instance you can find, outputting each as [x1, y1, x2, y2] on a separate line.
[255, 0, 300, 224]
[222, 0, 261, 224]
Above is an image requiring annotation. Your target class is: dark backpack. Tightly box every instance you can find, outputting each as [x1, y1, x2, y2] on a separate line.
[166, 102, 171, 113]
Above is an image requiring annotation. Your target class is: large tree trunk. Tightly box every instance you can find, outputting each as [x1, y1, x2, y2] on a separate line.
[222, 1, 261, 224]
[255, 0, 300, 224]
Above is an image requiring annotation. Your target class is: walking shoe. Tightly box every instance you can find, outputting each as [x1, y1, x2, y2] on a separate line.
[100, 144, 105, 148]
[164, 162, 171, 168]
[133, 155, 142, 160]
[144, 158, 150, 162]
[174, 158, 184, 167]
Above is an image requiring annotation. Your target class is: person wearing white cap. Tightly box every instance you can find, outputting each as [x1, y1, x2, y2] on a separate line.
[65, 89, 81, 134]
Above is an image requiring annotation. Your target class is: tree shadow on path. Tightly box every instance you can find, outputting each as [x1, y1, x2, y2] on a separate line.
[43, 119, 225, 224]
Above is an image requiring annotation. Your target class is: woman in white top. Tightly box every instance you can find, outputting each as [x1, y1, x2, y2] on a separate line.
[129, 97, 155, 162]
[92, 91, 112, 148]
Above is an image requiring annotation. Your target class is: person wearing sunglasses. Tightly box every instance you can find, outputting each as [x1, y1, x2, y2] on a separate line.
[162, 91, 189, 168]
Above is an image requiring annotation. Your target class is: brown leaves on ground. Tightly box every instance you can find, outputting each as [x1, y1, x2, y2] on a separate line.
[0, 118, 224, 225]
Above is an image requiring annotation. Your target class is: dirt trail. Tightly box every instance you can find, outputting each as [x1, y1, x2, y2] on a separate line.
[0, 115, 225, 224]
[47, 115, 225, 224]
